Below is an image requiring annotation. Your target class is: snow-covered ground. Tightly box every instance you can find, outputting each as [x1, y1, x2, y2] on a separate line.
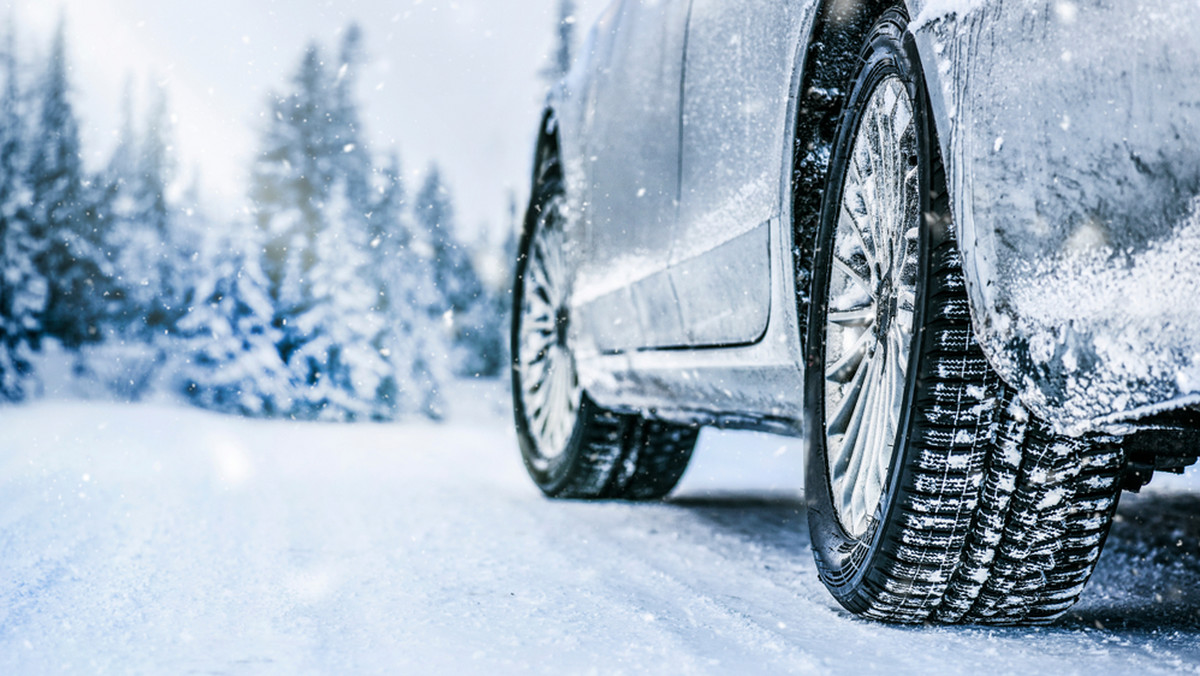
[1, 382, 1198, 674]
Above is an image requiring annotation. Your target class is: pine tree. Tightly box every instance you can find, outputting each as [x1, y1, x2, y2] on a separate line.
[0, 24, 46, 401]
[82, 78, 182, 401]
[177, 219, 292, 416]
[414, 165, 474, 312]
[251, 36, 396, 420]
[170, 171, 208, 312]
[138, 81, 180, 334]
[253, 44, 336, 327]
[413, 165, 500, 377]
[96, 78, 147, 337]
[370, 154, 446, 418]
[28, 19, 106, 349]
[333, 24, 373, 216]
[286, 178, 392, 421]
[490, 191, 522, 380]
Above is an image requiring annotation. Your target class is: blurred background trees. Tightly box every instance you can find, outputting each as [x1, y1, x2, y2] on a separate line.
[0, 17, 514, 421]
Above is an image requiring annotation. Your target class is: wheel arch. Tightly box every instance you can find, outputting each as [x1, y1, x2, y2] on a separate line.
[893, 0, 1200, 432]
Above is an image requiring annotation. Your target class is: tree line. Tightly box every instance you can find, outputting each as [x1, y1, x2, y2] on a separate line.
[0, 20, 509, 421]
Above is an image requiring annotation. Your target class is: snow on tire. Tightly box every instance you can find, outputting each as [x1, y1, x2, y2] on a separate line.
[803, 8, 1125, 625]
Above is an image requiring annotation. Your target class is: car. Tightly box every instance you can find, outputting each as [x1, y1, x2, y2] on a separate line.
[509, 0, 1200, 625]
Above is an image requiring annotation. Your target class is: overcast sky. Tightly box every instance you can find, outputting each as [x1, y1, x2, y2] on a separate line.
[6, 0, 609, 239]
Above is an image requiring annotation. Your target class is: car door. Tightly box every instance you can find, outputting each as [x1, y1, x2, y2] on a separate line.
[672, 1, 811, 346]
[572, 0, 692, 353]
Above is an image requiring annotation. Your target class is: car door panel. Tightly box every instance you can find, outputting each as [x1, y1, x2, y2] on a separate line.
[674, 1, 811, 347]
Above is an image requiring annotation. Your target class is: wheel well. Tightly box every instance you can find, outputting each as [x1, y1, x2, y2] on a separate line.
[792, 0, 904, 348]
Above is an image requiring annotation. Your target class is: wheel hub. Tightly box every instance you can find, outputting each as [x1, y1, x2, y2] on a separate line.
[555, 306, 570, 348]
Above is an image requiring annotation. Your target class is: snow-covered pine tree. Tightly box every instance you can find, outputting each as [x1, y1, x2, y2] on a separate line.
[96, 79, 147, 333]
[169, 172, 209, 321]
[253, 45, 335, 329]
[0, 24, 47, 401]
[285, 178, 392, 421]
[101, 80, 181, 338]
[412, 164, 501, 378]
[488, 190, 523, 380]
[370, 154, 446, 418]
[138, 82, 182, 336]
[333, 24, 373, 223]
[336, 25, 448, 416]
[503, 190, 521, 271]
[28, 19, 107, 349]
[464, 229, 507, 379]
[251, 38, 393, 421]
[84, 78, 180, 401]
[176, 218, 292, 417]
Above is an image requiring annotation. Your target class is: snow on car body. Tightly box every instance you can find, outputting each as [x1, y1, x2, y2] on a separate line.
[913, 0, 1200, 432]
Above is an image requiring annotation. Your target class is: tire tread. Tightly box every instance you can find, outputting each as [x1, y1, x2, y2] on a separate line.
[853, 241, 1124, 625]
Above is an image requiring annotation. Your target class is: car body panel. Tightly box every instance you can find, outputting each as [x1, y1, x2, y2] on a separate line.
[909, 0, 1200, 431]
[549, 0, 1200, 435]
[556, 0, 818, 429]
[670, 223, 771, 347]
[579, 214, 807, 434]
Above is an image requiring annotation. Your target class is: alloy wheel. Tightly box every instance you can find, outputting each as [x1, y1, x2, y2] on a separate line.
[822, 75, 921, 538]
[517, 194, 582, 465]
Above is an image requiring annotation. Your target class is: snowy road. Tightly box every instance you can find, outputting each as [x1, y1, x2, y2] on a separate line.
[2, 385, 1199, 674]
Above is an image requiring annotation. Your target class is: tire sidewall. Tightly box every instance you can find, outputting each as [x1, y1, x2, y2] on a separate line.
[804, 11, 939, 604]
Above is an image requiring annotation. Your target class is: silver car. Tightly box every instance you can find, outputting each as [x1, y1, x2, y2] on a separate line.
[510, 0, 1200, 624]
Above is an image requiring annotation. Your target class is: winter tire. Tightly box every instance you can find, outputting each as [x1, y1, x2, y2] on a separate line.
[512, 129, 698, 500]
[803, 9, 1125, 625]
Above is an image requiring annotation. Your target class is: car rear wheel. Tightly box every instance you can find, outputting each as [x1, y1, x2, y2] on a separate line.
[512, 131, 698, 500]
[804, 9, 1125, 624]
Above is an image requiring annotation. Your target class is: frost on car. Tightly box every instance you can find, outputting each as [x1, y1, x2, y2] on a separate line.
[509, 0, 1200, 625]
[912, 0, 1200, 432]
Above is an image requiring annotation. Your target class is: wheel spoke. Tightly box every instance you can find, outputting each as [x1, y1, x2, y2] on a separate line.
[842, 164, 878, 283]
[826, 329, 874, 385]
[828, 305, 874, 329]
[827, 349, 871, 435]
[867, 356, 895, 496]
[833, 255, 872, 292]
[837, 355, 882, 519]
[523, 313, 556, 336]
[541, 355, 563, 441]
[859, 351, 888, 484]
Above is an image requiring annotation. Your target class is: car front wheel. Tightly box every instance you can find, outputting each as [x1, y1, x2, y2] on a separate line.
[803, 8, 1125, 624]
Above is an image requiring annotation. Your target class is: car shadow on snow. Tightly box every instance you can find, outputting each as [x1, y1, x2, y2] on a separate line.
[1066, 491, 1200, 632]
[666, 489, 1200, 631]
[665, 492, 812, 560]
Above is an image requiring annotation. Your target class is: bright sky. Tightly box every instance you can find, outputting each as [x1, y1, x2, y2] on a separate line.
[5, 0, 609, 239]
